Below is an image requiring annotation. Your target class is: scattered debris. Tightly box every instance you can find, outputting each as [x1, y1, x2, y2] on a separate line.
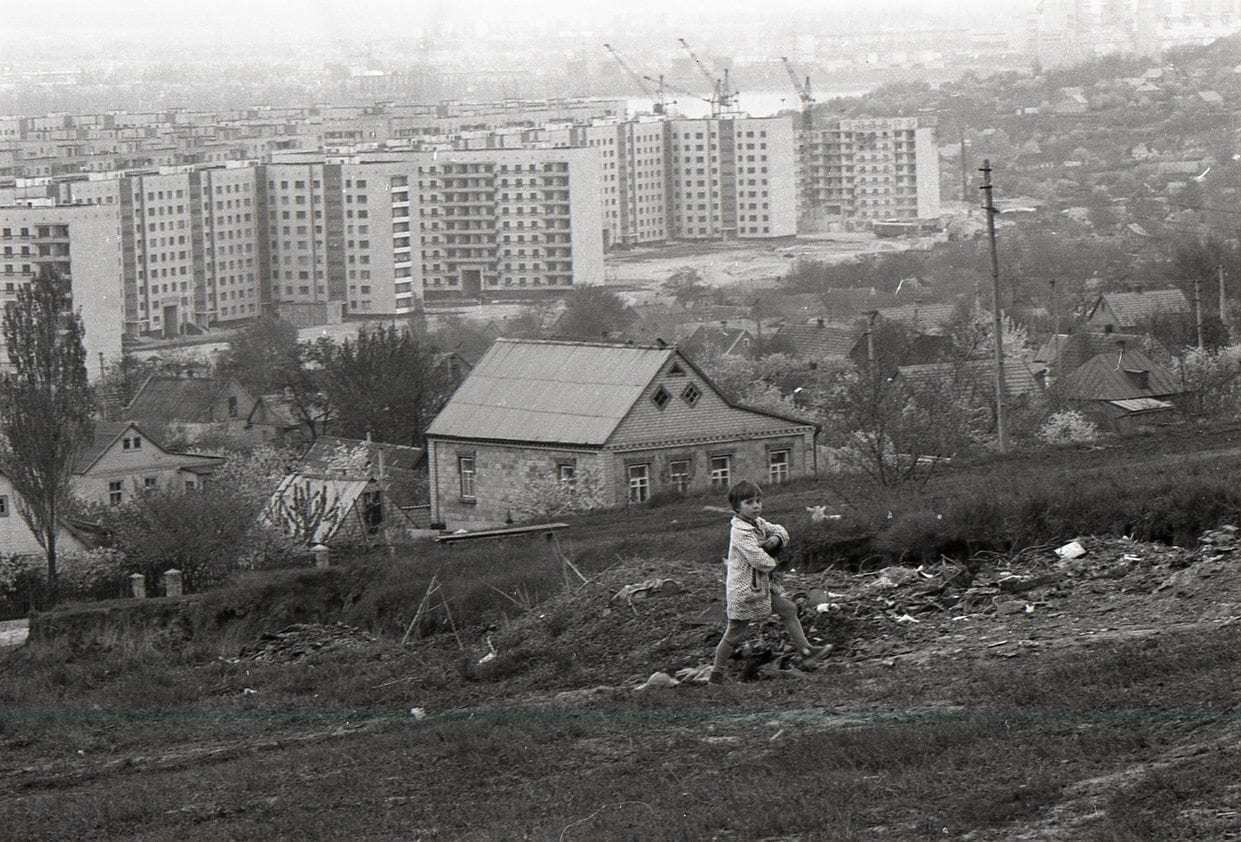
[239, 623, 377, 663]
[613, 578, 682, 605]
[1056, 540, 1087, 560]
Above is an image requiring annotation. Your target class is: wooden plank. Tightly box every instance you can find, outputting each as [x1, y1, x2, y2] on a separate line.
[433, 522, 570, 544]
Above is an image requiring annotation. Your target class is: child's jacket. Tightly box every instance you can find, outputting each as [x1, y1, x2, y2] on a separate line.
[724, 514, 790, 621]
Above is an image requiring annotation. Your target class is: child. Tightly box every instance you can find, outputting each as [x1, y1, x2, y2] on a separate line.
[709, 479, 830, 684]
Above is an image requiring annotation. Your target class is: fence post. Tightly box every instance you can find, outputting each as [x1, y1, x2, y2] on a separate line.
[129, 573, 147, 599]
[312, 544, 330, 568]
[164, 568, 183, 597]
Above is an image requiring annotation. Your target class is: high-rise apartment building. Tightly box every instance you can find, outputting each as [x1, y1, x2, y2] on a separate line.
[0, 204, 123, 379]
[62, 165, 263, 336]
[801, 117, 941, 226]
[264, 147, 603, 313]
[540, 115, 798, 246]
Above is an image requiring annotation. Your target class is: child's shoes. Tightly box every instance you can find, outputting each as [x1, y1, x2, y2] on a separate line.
[799, 644, 833, 665]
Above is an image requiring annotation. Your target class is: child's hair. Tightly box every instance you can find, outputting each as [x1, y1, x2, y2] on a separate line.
[728, 479, 763, 511]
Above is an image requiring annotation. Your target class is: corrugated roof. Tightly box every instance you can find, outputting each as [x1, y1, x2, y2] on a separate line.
[1053, 347, 1181, 401]
[426, 338, 674, 445]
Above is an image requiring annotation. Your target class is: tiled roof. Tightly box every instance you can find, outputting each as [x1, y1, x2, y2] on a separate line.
[1033, 332, 1160, 376]
[876, 302, 959, 334]
[775, 323, 862, 359]
[124, 375, 245, 429]
[1091, 289, 1190, 326]
[426, 338, 674, 445]
[896, 357, 1039, 397]
[1052, 347, 1181, 401]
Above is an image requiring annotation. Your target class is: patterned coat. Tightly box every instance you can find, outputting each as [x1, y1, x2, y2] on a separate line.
[723, 514, 789, 621]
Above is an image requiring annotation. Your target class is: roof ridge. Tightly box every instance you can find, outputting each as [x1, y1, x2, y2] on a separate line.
[493, 337, 672, 351]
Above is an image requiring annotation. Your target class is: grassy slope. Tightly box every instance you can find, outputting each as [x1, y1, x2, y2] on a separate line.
[5, 427, 1241, 839]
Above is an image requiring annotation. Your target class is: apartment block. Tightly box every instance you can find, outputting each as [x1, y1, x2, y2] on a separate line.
[801, 116, 941, 227]
[63, 165, 262, 336]
[0, 204, 123, 380]
[666, 116, 797, 240]
[265, 146, 603, 310]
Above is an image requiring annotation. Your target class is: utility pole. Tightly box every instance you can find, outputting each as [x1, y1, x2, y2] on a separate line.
[979, 160, 1008, 455]
[1219, 264, 1230, 338]
[960, 129, 970, 212]
[1193, 274, 1205, 349]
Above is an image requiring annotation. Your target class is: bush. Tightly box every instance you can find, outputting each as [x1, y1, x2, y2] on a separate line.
[1038, 410, 1101, 446]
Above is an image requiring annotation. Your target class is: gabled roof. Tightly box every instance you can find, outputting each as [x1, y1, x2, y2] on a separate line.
[875, 302, 958, 335]
[73, 421, 144, 473]
[426, 338, 676, 446]
[296, 435, 424, 478]
[124, 375, 253, 430]
[1089, 288, 1190, 327]
[1033, 331, 1164, 375]
[681, 325, 754, 357]
[248, 393, 303, 429]
[72, 420, 223, 474]
[775, 322, 861, 359]
[896, 358, 1039, 397]
[1052, 347, 1181, 401]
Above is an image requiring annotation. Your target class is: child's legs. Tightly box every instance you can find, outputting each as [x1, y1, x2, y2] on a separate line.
[771, 590, 811, 651]
[712, 619, 750, 670]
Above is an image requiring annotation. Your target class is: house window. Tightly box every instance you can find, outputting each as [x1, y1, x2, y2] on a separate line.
[768, 449, 790, 485]
[228, 396, 239, 418]
[651, 385, 671, 410]
[681, 383, 702, 406]
[709, 454, 732, 488]
[458, 455, 476, 499]
[108, 480, 123, 506]
[122, 436, 142, 450]
[669, 459, 691, 493]
[628, 464, 650, 503]
[558, 463, 576, 486]
[185, 478, 197, 492]
[0, 494, 7, 516]
[143, 477, 158, 490]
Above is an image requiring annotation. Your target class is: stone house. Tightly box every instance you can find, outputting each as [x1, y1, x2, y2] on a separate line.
[424, 338, 818, 530]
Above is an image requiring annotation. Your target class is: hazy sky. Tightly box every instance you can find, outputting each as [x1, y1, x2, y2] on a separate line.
[4, 0, 997, 44]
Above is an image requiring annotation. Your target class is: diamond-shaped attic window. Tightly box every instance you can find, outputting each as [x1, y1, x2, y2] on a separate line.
[652, 385, 671, 409]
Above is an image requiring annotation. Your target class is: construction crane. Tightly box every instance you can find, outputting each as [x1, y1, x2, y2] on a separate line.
[780, 56, 815, 130]
[677, 37, 738, 117]
[641, 75, 709, 110]
[603, 43, 667, 115]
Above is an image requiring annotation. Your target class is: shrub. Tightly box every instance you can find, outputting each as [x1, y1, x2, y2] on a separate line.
[1038, 410, 1101, 446]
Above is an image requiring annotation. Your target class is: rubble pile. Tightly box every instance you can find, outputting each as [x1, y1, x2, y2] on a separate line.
[736, 526, 1241, 669]
[238, 622, 377, 663]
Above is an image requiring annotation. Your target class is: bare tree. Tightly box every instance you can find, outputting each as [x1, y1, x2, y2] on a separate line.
[0, 271, 95, 604]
